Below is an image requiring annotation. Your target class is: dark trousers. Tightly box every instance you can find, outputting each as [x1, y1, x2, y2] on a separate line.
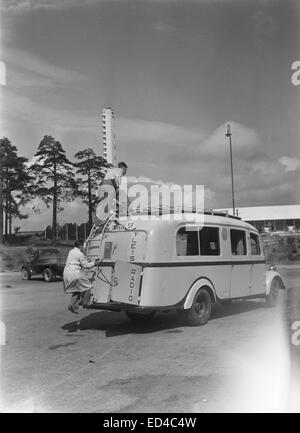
[69, 289, 91, 311]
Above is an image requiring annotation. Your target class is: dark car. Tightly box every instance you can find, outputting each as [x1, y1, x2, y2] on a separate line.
[21, 248, 67, 282]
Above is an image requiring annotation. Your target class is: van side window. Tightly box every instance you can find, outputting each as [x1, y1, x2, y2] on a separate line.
[230, 229, 247, 255]
[250, 233, 261, 255]
[199, 227, 220, 255]
[176, 227, 199, 256]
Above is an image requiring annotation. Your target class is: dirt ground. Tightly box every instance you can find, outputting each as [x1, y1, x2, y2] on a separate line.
[0, 267, 299, 413]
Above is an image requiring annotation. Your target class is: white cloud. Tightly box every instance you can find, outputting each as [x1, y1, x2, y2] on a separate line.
[26, 155, 39, 168]
[16, 178, 216, 230]
[2, 89, 97, 134]
[125, 175, 216, 212]
[14, 198, 88, 231]
[127, 175, 166, 185]
[126, 175, 215, 207]
[0, 61, 6, 86]
[279, 156, 300, 172]
[2, 89, 207, 151]
[4, 47, 86, 87]
[201, 122, 259, 156]
[170, 121, 261, 164]
[1, 0, 101, 13]
[2, 83, 297, 213]
[117, 117, 205, 147]
[1, 0, 247, 14]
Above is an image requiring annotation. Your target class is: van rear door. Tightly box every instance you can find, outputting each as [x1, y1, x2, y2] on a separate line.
[87, 230, 146, 305]
[110, 261, 143, 305]
[109, 231, 146, 305]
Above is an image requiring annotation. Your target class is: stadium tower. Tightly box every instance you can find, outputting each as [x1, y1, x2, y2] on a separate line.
[102, 107, 116, 165]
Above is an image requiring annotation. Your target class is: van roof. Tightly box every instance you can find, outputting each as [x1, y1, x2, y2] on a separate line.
[117, 212, 258, 232]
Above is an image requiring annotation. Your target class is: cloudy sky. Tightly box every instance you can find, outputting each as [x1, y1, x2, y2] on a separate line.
[1, 0, 299, 229]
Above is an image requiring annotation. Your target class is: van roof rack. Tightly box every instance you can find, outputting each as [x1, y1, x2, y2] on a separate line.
[203, 208, 241, 220]
[131, 206, 241, 220]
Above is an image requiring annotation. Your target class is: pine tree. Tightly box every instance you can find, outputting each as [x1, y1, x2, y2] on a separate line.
[30, 135, 76, 242]
[74, 148, 108, 227]
[0, 137, 32, 242]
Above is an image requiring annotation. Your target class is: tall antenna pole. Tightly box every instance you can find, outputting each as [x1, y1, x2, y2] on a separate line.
[225, 123, 235, 216]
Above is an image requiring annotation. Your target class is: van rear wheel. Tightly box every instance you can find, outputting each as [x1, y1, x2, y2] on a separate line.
[184, 288, 212, 326]
[125, 311, 155, 322]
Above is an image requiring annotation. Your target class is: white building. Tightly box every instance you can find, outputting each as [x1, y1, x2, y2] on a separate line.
[218, 205, 300, 233]
[102, 107, 116, 165]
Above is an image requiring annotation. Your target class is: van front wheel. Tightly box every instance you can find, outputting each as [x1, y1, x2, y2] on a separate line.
[184, 288, 212, 326]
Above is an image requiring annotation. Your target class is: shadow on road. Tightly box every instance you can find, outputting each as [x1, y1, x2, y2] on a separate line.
[61, 300, 267, 337]
[211, 299, 266, 319]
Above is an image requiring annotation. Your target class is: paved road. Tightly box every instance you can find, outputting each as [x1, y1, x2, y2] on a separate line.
[0, 267, 299, 413]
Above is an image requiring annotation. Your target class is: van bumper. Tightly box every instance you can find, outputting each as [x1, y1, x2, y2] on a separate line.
[84, 300, 184, 313]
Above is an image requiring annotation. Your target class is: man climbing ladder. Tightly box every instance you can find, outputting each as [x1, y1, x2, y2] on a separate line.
[94, 161, 128, 233]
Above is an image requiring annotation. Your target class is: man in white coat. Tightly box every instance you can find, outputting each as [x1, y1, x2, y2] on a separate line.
[63, 240, 99, 313]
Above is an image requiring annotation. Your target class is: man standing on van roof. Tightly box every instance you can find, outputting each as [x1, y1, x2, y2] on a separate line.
[103, 161, 128, 190]
[94, 161, 128, 229]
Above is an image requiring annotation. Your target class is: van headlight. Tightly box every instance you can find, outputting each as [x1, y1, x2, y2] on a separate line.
[269, 264, 277, 271]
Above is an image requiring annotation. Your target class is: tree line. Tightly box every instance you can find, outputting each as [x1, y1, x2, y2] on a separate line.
[0, 135, 108, 244]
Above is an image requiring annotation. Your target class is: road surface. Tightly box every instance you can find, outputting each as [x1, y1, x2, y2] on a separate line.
[0, 267, 299, 412]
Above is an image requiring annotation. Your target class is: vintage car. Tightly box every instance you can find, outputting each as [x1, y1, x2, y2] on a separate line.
[21, 248, 66, 282]
[84, 211, 286, 326]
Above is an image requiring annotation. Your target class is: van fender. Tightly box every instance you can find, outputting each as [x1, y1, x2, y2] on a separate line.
[265, 270, 285, 295]
[183, 278, 217, 310]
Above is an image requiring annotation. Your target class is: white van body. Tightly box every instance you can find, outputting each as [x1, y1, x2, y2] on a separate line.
[85, 213, 285, 325]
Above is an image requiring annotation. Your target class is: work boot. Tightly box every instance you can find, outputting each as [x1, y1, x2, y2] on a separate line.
[68, 305, 79, 314]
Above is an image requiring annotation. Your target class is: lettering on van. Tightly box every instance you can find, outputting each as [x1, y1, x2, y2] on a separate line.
[129, 232, 139, 261]
[128, 268, 137, 302]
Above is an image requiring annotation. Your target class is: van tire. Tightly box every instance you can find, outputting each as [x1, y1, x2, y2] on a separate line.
[43, 268, 55, 283]
[125, 311, 155, 322]
[265, 278, 280, 307]
[184, 288, 212, 326]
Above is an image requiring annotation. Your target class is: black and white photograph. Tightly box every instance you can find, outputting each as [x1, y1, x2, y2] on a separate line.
[0, 0, 300, 415]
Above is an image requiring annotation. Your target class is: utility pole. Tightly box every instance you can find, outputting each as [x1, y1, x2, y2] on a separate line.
[0, 61, 6, 244]
[225, 123, 235, 216]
